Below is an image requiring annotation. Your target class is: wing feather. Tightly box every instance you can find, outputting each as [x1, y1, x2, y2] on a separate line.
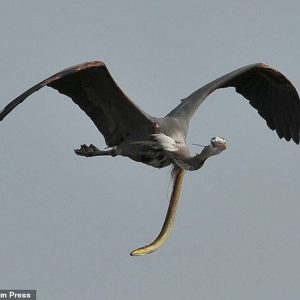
[0, 61, 154, 146]
[168, 63, 300, 144]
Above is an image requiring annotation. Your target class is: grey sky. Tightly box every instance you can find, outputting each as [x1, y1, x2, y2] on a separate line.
[0, 1, 299, 299]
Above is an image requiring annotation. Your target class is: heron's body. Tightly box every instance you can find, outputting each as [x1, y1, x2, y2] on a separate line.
[1, 61, 299, 255]
[112, 116, 190, 169]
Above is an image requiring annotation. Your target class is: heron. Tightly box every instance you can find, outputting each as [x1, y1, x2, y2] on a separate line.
[1, 61, 299, 256]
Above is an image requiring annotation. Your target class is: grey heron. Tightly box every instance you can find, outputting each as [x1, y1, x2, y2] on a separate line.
[1, 61, 299, 256]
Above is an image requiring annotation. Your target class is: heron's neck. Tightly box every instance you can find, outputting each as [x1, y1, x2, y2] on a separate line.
[185, 145, 213, 170]
[172, 138, 227, 173]
[184, 143, 227, 171]
[173, 145, 213, 171]
[172, 144, 222, 178]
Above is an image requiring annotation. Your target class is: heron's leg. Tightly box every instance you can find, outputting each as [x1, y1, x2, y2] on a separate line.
[74, 144, 115, 157]
[130, 168, 185, 256]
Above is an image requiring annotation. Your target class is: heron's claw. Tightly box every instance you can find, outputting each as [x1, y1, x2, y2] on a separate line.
[74, 144, 100, 157]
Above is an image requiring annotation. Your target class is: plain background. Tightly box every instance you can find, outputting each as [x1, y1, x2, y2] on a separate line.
[0, 1, 299, 299]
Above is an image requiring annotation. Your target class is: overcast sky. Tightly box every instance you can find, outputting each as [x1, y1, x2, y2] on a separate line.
[0, 1, 299, 299]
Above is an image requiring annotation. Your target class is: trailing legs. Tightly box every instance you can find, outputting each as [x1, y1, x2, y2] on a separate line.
[74, 144, 116, 157]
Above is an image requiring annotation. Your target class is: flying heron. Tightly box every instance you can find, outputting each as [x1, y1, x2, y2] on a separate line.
[1, 61, 299, 256]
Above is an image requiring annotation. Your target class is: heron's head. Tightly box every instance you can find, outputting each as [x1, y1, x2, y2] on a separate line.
[184, 136, 227, 171]
[209, 136, 227, 155]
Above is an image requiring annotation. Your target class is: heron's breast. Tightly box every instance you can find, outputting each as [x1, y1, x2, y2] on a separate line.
[140, 150, 172, 168]
[118, 141, 172, 169]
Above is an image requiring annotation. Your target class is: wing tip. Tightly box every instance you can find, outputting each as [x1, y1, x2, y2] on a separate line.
[292, 134, 300, 145]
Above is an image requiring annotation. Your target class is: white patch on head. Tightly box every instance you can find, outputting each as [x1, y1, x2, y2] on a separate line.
[209, 136, 227, 155]
[211, 136, 226, 144]
[152, 133, 178, 152]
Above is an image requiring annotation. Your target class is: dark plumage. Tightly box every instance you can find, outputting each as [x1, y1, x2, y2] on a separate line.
[1, 62, 299, 148]
[1, 61, 299, 255]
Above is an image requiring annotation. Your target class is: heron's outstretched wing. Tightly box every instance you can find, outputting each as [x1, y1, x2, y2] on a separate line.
[167, 63, 300, 144]
[0, 61, 154, 146]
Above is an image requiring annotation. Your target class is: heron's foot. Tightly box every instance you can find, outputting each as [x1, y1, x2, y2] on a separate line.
[74, 144, 102, 157]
